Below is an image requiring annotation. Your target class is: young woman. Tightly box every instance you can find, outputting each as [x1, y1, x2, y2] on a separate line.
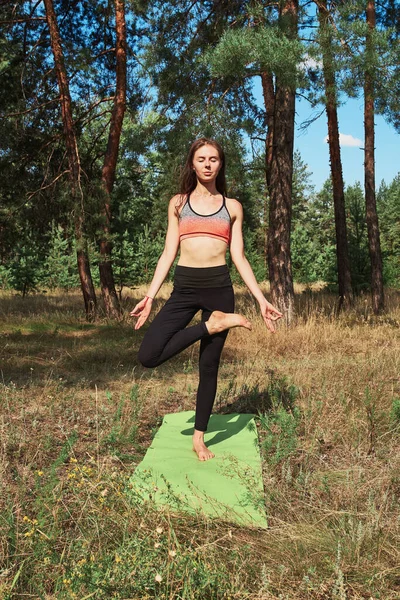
[130, 138, 282, 461]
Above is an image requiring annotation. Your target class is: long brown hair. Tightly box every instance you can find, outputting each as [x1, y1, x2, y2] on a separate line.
[179, 138, 227, 202]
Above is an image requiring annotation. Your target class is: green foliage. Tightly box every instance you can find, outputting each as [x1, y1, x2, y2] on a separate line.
[291, 178, 338, 285]
[258, 375, 301, 467]
[260, 403, 300, 465]
[346, 183, 370, 292]
[378, 175, 400, 287]
[114, 225, 165, 287]
[1, 0, 399, 298]
[7, 239, 44, 296]
[221, 375, 302, 476]
[208, 22, 303, 87]
[390, 398, 400, 426]
[42, 224, 79, 290]
[291, 225, 320, 283]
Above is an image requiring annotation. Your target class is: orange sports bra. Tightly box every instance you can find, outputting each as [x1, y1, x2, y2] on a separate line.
[178, 195, 231, 244]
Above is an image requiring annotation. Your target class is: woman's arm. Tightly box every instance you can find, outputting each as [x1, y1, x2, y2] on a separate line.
[228, 199, 283, 332]
[130, 196, 180, 330]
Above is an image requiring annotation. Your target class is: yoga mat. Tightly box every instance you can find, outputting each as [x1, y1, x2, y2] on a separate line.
[130, 411, 267, 528]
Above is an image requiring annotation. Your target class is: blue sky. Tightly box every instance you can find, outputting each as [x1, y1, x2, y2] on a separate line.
[294, 96, 399, 191]
[253, 79, 399, 191]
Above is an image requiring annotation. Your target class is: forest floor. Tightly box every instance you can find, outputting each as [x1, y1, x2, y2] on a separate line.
[1, 284, 400, 600]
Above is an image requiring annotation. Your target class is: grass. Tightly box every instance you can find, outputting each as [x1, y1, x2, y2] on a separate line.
[0, 284, 400, 599]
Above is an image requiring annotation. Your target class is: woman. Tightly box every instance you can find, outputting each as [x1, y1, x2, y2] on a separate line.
[131, 138, 282, 461]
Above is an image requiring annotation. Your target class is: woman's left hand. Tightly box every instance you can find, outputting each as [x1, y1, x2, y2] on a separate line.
[260, 299, 283, 333]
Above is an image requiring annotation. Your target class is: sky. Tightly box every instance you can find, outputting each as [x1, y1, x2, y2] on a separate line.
[295, 96, 399, 191]
[253, 79, 399, 192]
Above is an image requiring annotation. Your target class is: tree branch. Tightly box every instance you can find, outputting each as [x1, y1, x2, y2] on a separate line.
[0, 97, 60, 119]
[26, 170, 70, 200]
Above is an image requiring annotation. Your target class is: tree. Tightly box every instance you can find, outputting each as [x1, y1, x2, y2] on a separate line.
[317, 0, 353, 309]
[206, 1, 303, 321]
[346, 183, 370, 292]
[364, 0, 384, 313]
[99, 0, 127, 318]
[43, 0, 97, 320]
[377, 175, 400, 288]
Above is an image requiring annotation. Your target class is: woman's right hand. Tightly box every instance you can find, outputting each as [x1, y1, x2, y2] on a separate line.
[130, 297, 153, 330]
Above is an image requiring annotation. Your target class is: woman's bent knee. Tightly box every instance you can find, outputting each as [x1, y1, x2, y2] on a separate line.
[138, 346, 159, 369]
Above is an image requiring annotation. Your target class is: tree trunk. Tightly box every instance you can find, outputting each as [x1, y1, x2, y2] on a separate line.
[318, 1, 353, 311]
[261, 70, 275, 192]
[261, 70, 275, 270]
[365, 0, 384, 314]
[267, 0, 297, 323]
[43, 0, 96, 321]
[99, 0, 127, 318]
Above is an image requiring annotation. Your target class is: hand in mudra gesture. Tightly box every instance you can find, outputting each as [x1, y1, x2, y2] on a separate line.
[130, 297, 153, 330]
[260, 299, 283, 333]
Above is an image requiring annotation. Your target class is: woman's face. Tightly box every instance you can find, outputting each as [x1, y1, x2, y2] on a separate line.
[192, 144, 221, 184]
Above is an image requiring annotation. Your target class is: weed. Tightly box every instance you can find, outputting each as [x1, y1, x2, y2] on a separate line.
[390, 397, 400, 426]
[259, 403, 301, 466]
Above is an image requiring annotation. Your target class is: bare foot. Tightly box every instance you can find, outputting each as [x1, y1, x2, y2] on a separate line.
[192, 431, 215, 461]
[205, 310, 252, 335]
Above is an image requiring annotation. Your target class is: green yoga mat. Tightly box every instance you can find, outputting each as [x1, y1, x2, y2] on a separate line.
[130, 411, 267, 528]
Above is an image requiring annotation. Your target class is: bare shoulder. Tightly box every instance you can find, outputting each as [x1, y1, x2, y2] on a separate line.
[225, 197, 243, 218]
[169, 194, 186, 215]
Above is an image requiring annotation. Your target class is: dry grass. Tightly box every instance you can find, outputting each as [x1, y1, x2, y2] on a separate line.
[1, 286, 400, 599]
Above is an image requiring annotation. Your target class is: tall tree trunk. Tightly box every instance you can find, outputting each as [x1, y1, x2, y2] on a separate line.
[318, 1, 353, 311]
[267, 0, 297, 323]
[365, 0, 384, 314]
[260, 70, 275, 269]
[261, 71, 275, 192]
[43, 0, 96, 320]
[99, 0, 127, 318]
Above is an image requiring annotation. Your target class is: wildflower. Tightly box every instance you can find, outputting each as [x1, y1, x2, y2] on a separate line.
[36, 470, 44, 477]
[69, 457, 78, 464]
[155, 573, 162, 583]
[156, 526, 163, 534]
[24, 529, 34, 538]
[168, 550, 176, 558]
[154, 542, 160, 549]
[115, 553, 122, 563]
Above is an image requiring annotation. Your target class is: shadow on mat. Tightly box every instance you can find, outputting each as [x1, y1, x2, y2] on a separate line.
[180, 413, 254, 448]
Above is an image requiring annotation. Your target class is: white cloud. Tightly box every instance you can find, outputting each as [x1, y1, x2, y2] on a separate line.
[324, 133, 363, 147]
[299, 56, 322, 71]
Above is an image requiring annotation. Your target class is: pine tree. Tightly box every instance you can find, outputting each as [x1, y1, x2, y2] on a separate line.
[317, 0, 353, 309]
[206, 1, 303, 321]
[99, 0, 127, 318]
[43, 0, 97, 320]
[364, 0, 384, 313]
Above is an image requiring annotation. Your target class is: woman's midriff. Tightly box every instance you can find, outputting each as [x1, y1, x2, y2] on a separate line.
[178, 236, 228, 268]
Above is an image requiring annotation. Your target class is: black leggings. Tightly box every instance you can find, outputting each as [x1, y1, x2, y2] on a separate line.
[138, 265, 234, 432]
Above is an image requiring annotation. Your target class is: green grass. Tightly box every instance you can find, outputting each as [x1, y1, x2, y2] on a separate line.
[1, 287, 400, 599]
